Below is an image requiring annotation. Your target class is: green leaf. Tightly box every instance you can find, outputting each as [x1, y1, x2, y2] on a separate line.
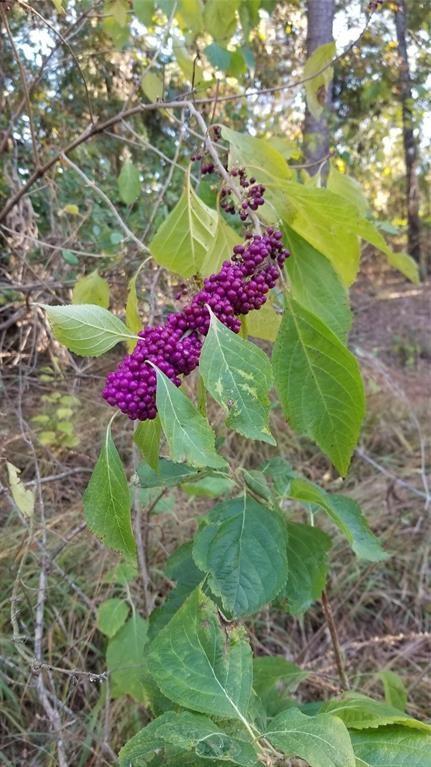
[193, 497, 288, 618]
[244, 297, 281, 343]
[181, 475, 236, 497]
[241, 469, 272, 502]
[203, 0, 239, 42]
[323, 693, 431, 732]
[97, 598, 129, 638]
[327, 165, 369, 216]
[202, 216, 241, 276]
[173, 41, 205, 87]
[222, 126, 292, 186]
[356, 217, 420, 284]
[118, 160, 141, 205]
[303, 41, 336, 119]
[43, 304, 135, 357]
[106, 0, 128, 25]
[275, 183, 361, 285]
[149, 171, 218, 277]
[265, 707, 355, 767]
[253, 657, 308, 717]
[200, 309, 275, 445]
[154, 367, 227, 469]
[119, 710, 259, 767]
[134, 417, 161, 471]
[272, 299, 365, 475]
[137, 458, 198, 487]
[72, 270, 110, 309]
[148, 588, 253, 720]
[283, 522, 331, 615]
[7, 462, 34, 518]
[205, 43, 232, 72]
[83, 421, 136, 557]
[177, 0, 204, 36]
[284, 226, 352, 343]
[141, 71, 164, 101]
[106, 614, 149, 700]
[125, 272, 141, 350]
[288, 478, 387, 562]
[149, 542, 204, 638]
[133, 0, 154, 25]
[377, 670, 407, 712]
[104, 559, 138, 585]
[350, 726, 431, 767]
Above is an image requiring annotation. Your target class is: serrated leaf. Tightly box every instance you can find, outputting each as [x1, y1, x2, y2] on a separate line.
[149, 172, 218, 277]
[203, 0, 240, 42]
[118, 160, 141, 205]
[377, 670, 407, 712]
[97, 598, 129, 638]
[134, 417, 161, 471]
[253, 657, 309, 717]
[304, 41, 336, 119]
[350, 725, 431, 767]
[182, 475, 235, 497]
[125, 271, 141, 350]
[357, 217, 420, 284]
[193, 497, 288, 618]
[222, 126, 292, 186]
[284, 226, 352, 343]
[241, 469, 272, 502]
[133, 0, 154, 25]
[106, 614, 149, 700]
[7, 462, 34, 518]
[200, 309, 275, 445]
[201, 216, 241, 276]
[149, 542, 204, 638]
[141, 71, 164, 101]
[265, 707, 355, 767]
[137, 458, 198, 487]
[244, 297, 281, 343]
[72, 270, 110, 309]
[273, 299, 365, 475]
[119, 710, 259, 767]
[288, 478, 387, 562]
[83, 421, 136, 557]
[148, 588, 253, 720]
[327, 165, 369, 216]
[155, 367, 227, 469]
[283, 522, 331, 615]
[323, 693, 431, 732]
[43, 304, 135, 357]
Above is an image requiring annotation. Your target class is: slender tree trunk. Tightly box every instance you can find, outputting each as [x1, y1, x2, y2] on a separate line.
[394, 0, 422, 266]
[303, 0, 335, 178]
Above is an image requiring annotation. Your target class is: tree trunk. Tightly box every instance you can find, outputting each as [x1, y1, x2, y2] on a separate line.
[394, 0, 421, 265]
[303, 0, 335, 178]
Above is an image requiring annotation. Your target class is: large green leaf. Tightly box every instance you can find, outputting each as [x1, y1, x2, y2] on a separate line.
[284, 227, 352, 343]
[118, 159, 141, 205]
[154, 368, 227, 469]
[288, 478, 387, 562]
[200, 310, 275, 445]
[274, 183, 361, 285]
[377, 670, 407, 712]
[177, 0, 204, 36]
[253, 657, 308, 716]
[193, 497, 288, 617]
[137, 458, 199, 487]
[222, 126, 292, 186]
[149, 171, 218, 278]
[283, 521, 331, 615]
[97, 598, 129, 638]
[265, 707, 355, 767]
[43, 304, 135, 357]
[106, 614, 149, 700]
[356, 217, 420, 284]
[327, 165, 369, 216]
[350, 725, 431, 767]
[148, 588, 253, 720]
[149, 542, 203, 637]
[323, 693, 431, 732]
[83, 421, 136, 557]
[72, 270, 110, 309]
[244, 298, 281, 342]
[134, 417, 161, 471]
[303, 42, 336, 119]
[272, 299, 365, 475]
[118, 711, 259, 767]
[203, 0, 239, 42]
[202, 216, 241, 276]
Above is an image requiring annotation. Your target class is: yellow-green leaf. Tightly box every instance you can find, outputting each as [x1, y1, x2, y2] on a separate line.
[72, 270, 110, 309]
[304, 41, 336, 119]
[125, 272, 141, 350]
[141, 71, 164, 102]
[7, 462, 35, 518]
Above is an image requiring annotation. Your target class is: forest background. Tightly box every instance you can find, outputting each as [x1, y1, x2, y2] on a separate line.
[0, 1, 430, 765]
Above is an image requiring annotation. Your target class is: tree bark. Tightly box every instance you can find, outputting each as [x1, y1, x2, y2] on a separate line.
[394, 0, 421, 265]
[303, 0, 335, 178]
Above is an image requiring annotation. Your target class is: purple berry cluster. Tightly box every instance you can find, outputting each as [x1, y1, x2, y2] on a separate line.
[102, 230, 289, 421]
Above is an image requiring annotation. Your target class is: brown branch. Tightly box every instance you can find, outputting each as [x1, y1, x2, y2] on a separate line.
[321, 589, 350, 691]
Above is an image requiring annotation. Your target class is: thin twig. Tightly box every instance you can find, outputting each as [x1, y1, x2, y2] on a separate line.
[321, 589, 350, 691]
